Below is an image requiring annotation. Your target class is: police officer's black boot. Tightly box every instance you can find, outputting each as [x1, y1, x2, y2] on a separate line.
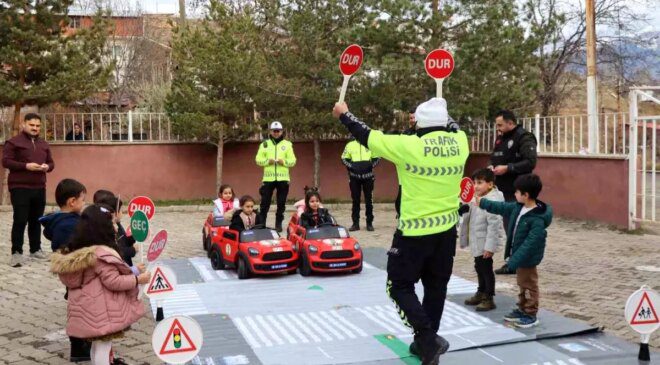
[69, 336, 91, 362]
[409, 339, 420, 357]
[415, 329, 449, 365]
[349, 224, 360, 231]
[366, 222, 374, 231]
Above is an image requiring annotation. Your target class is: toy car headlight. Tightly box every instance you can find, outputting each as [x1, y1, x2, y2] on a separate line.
[248, 247, 260, 257]
[354, 242, 360, 251]
[308, 245, 318, 254]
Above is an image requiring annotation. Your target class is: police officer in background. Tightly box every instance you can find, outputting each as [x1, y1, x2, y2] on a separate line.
[255, 121, 297, 232]
[489, 110, 537, 274]
[333, 98, 468, 365]
[341, 139, 380, 231]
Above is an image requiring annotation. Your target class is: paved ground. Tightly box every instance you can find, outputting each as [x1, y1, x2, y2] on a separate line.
[0, 204, 658, 364]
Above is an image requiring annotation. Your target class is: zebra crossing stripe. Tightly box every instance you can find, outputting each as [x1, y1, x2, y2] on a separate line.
[318, 311, 356, 339]
[245, 316, 273, 347]
[205, 358, 216, 365]
[568, 360, 586, 365]
[370, 306, 410, 334]
[277, 314, 310, 343]
[265, 315, 297, 344]
[555, 361, 568, 365]
[287, 313, 322, 343]
[328, 310, 369, 337]
[255, 315, 285, 346]
[356, 307, 400, 333]
[309, 312, 345, 340]
[234, 317, 262, 349]
[299, 313, 334, 341]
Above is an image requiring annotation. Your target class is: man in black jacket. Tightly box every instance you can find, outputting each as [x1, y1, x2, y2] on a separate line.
[489, 110, 537, 274]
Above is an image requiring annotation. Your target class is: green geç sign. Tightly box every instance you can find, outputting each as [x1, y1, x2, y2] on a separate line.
[130, 210, 149, 242]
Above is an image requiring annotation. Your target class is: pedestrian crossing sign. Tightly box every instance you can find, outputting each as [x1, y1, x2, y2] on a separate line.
[144, 265, 178, 299]
[630, 292, 659, 325]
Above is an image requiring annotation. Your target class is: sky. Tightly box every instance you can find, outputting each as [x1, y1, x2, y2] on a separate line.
[139, 0, 659, 33]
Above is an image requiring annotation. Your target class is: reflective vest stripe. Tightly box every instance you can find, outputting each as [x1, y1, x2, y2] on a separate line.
[397, 211, 459, 231]
[404, 164, 464, 177]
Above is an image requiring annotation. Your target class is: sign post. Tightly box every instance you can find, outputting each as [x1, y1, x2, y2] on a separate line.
[424, 49, 455, 99]
[338, 44, 364, 103]
[625, 285, 659, 361]
[152, 315, 203, 364]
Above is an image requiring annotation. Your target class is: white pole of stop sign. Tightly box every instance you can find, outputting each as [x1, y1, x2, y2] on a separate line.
[436, 78, 444, 99]
[338, 75, 351, 103]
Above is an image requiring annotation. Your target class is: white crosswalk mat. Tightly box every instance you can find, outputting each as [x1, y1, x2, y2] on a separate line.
[189, 257, 235, 281]
[526, 359, 586, 365]
[149, 284, 208, 317]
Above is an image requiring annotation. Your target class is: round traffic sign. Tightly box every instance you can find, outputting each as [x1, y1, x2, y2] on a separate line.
[128, 196, 155, 220]
[339, 44, 364, 76]
[460, 177, 475, 203]
[425, 49, 454, 79]
[147, 230, 168, 262]
[130, 210, 149, 242]
[625, 286, 660, 334]
[152, 315, 202, 364]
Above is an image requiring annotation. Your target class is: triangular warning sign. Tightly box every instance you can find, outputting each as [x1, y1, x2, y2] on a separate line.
[630, 292, 659, 325]
[159, 318, 198, 355]
[147, 267, 174, 295]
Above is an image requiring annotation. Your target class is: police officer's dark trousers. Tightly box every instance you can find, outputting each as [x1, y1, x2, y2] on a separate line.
[259, 181, 289, 227]
[349, 177, 374, 226]
[386, 226, 456, 334]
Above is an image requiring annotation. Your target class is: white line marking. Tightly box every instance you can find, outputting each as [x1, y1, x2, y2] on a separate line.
[317, 346, 333, 359]
[556, 360, 569, 365]
[363, 262, 376, 269]
[234, 317, 262, 349]
[372, 306, 412, 334]
[478, 348, 504, 363]
[205, 358, 216, 365]
[319, 311, 356, 339]
[265, 315, 297, 344]
[356, 307, 399, 333]
[309, 311, 345, 340]
[245, 316, 273, 347]
[329, 310, 368, 337]
[543, 362, 554, 365]
[277, 314, 310, 343]
[299, 312, 334, 341]
[255, 315, 285, 346]
[568, 360, 586, 365]
[287, 313, 321, 343]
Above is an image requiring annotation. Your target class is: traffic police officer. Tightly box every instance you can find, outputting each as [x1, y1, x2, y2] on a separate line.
[333, 98, 468, 365]
[255, 121, 297, 231]
[341, 139, 380, 231]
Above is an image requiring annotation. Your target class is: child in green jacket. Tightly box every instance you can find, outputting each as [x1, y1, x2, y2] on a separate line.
[476, 173, 552, 328]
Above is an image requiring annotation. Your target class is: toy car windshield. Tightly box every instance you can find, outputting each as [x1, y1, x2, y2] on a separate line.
[305, 225, 349, 240]
[240, 228, 280, 242]
[212, 217, 230, 227]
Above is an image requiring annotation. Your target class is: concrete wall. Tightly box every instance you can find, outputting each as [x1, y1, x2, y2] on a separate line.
[1, 142, 629, 227]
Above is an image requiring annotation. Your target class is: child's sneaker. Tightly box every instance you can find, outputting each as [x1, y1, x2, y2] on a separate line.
[514, 314, 539, 328]
[503, 308, 525, 323]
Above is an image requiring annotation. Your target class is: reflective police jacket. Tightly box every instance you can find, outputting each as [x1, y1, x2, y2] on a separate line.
[489, 125, 537, 195]
[255, 137, 297, 182]
[341, 140, 380, 180]
[339, 112, 469, 236]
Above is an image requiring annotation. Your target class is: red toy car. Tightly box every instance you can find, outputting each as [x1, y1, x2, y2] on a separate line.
[287, 214, 363, 276]
[208, 225, 299, 279]
[202, 213, 231, 256]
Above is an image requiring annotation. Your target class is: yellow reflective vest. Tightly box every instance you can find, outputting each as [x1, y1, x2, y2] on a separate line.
[367, 130, 469, 236]
[255, 139, 297, 182]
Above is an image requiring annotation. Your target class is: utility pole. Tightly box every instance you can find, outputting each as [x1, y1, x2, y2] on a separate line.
[586, 0, 599, 153]
[179, 0, 186, 24]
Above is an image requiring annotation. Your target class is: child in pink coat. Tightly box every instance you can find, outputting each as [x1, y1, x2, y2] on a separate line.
[51, 204, 151, 365]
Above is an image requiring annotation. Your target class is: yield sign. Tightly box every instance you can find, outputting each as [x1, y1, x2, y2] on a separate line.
[630, 291, 659, 325]
[152, 315, 203, 364]
[146, 267, 174, 295]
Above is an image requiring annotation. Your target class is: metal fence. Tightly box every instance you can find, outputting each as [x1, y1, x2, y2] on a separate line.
[470, 112, 630, 155]
[0, 112, 174, 143]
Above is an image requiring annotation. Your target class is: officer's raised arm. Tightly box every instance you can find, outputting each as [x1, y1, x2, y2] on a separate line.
[333, 102, 371, 147]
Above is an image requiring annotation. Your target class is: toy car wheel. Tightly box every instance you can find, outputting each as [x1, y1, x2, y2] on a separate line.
[352, 262, 363, 274]
[210, 246, 225, 270]
[287, 268, 297, 275]
[202, 229, 208, 251]
[206, 237, 213, 258]
[299, 252, 312, 277]
[237, 255, 251, 280]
